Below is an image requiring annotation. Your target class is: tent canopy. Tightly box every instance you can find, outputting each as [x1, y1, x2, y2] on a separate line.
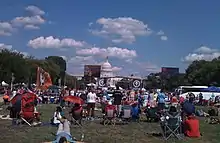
[1, 81, 9, 86]
[87, 83, 96, 87]
[201, 86, 220, 92]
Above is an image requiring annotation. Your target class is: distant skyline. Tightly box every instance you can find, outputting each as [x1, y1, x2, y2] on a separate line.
[0, 0, 220, 76]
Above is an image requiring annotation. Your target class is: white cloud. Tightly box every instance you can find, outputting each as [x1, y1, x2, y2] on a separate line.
[157, 30, 164, 35]
[182, 46, 220, 62]
[136, 61, 160, 73]
[0, 22, 13, 36]
[12, 15, 45, 26]
[0, 31, 11, 36]
[24, 24, 39, 30]
[160, 35, 168, 41]
[10, 6, 45, 30]
[156, 30, 168, 41]
[76, 46, 137, 60]
[27, 36, 86, 49]
[125, 59, 133, 63]
[13, 50, 29, 58]
[88, 22, 93, 26]
[194, 46, 218, 54]
[90, 17, 152, 44]
[112, 66, 122, 72]
[67, 56, 97, 74]
[25, 5, 45, 16]
[0, 43, 12, 50]
[0, 44, 28, 57]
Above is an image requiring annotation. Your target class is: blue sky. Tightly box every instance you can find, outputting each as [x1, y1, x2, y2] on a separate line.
[0, 0, 220, 76]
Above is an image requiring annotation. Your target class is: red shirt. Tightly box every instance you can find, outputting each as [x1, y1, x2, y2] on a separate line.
[184, 116, 201, 138]
[179, 96, 185, 103]
[171, 96, 178, 103]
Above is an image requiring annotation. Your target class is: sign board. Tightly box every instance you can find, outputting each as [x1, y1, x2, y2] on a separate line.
[98, 78, 105, 87]
[132, 79, 141, 88]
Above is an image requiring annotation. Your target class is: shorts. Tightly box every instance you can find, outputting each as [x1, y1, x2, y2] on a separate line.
[87, 103, 95, 109]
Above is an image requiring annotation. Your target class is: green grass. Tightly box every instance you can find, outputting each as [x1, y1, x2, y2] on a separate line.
[0, 104, 220, 143]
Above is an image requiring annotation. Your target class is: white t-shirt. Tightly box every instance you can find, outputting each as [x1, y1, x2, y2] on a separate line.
[53, 112, 62, 124]
[70, 90, 74, 96]
[12, 91, 17, 96]
[87, 92, 97, 103]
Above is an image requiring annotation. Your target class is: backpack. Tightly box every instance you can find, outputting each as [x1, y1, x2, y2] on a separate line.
[208, 108, 216, 116]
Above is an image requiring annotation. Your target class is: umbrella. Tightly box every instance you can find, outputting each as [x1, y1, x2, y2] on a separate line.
[63, 96, 84, 105]
[201, 86, 220, 92]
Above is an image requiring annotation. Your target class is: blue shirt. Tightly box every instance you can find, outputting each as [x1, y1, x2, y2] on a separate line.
[143, 94, 148, 101]
[52, 132, 75, 143]
[157, 92, 165, 103]
[183, 101, 195, 115]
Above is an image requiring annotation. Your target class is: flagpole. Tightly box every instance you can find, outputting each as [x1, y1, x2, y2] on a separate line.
[10, 73, 14, 91]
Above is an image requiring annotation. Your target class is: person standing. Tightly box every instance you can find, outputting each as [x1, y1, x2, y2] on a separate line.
[113, 85, 123, 116]
[157, 89, 166, 111]
[87, 89, 97, 120]
[70, 88, 75, 96]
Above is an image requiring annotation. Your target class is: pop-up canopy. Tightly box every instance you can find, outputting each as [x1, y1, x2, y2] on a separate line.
[1, 81, 9, 86]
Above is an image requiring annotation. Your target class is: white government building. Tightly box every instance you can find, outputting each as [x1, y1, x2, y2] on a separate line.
[100, 57, 122, 87]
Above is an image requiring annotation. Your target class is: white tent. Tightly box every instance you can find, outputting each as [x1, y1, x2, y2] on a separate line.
[1, 81, 9, 86]
[87, 83, 96, 87]
[141, 88, 146, 91]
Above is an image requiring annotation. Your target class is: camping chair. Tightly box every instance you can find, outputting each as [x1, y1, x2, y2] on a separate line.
[103, 109, 116, 126]
[145, 107, 159, 122]
[121, 105, 132, 123]
[70, 106, 83, 127]
[161, 112, 182, 140]
[20, 93, 40, 126]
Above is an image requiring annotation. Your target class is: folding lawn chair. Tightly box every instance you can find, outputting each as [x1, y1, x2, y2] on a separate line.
[145, 107, 159, 122]
[161, 112, 183, 140]
[103, 109, 116, 126]
[70, 107, 83, 127]
[122, 108, 131, 123]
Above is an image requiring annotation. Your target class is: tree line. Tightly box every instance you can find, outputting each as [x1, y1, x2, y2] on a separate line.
[0, 49, 76, 87]
[1, 49, 219, 90]
[144, 57, 220, 90]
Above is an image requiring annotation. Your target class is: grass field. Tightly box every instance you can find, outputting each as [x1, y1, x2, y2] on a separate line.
[0, 104, 220, 143]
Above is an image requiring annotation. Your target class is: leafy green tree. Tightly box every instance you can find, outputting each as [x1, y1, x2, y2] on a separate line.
[0, 49, 30, 83]
[45, 56, 66, 85]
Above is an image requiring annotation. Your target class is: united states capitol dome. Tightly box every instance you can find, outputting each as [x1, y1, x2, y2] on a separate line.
[101, 57, 113, 72]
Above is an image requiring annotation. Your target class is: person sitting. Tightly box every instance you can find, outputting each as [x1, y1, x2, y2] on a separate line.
[69, 103, 83, 125]
[51, 106, 64, 126]
[145, 104, 159, 122]
[182, 98, 195, 117]
[184, 115, 201, 138]
[44, 118, 85, 143]
[171, 95, 178, 104]
[167, 106, 179, 117]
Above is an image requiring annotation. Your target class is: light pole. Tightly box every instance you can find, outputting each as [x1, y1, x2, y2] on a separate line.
[11, 73, 15, 91]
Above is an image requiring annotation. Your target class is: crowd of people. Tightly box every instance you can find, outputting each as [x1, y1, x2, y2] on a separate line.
[2, 85, 214, 142]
